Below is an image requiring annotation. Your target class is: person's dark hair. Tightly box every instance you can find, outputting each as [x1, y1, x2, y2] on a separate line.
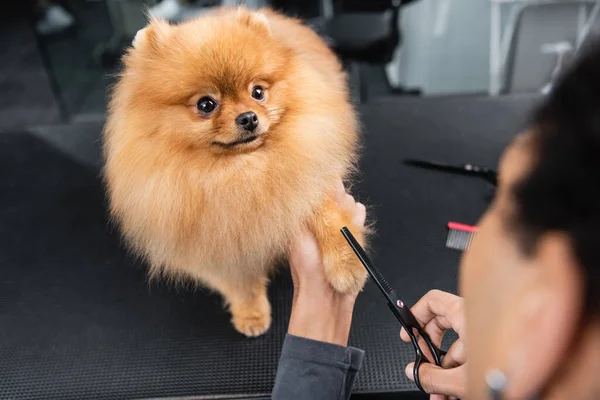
[514, 43, 600, 316]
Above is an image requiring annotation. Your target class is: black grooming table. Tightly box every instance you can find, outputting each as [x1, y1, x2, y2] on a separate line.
[0, 95, 537, 399]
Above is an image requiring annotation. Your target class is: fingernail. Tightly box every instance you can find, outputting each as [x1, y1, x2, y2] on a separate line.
[405, 363, 414, 380]
[335, 180, 345, 202]
[357, 203, 366, 215]
[399, 329, 408, 342]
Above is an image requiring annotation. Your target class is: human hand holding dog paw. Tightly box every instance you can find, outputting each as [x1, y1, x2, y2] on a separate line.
[307, 179, 369, 295]
[287, 180, 366, 346]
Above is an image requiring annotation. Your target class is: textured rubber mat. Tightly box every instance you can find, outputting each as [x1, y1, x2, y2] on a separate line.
[0, 95, 537, 399]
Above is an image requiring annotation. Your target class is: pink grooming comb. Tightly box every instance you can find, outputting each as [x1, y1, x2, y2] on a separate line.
[446, 222, 478, 251]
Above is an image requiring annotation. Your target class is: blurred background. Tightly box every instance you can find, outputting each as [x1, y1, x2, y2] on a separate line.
[3, 0, 600, 128]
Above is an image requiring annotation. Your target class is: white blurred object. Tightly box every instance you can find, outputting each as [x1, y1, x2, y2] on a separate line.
[540, 40, 573, 94]
[36, 5, 75, 35]
[433, 0, 451, 38]
[149, 0, 187, 20]
[149, 0, 224, 21]
[541, 40, 573, 55]
[220, 0, 268, 8]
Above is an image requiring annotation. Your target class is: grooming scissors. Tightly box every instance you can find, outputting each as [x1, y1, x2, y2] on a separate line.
[341, 227, 447, 393]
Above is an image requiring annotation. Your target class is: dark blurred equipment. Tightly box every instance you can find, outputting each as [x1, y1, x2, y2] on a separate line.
[96, 0, 154, 67]
[404, 159, 498, 186]
[319, 0, 422, 102]
[271, 0, 321, 18]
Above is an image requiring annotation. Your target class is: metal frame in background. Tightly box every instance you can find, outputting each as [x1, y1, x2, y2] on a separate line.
[95, 0, 252, 64]
[489, 0, 600, 95]
[93, 0, 157, 65]
[30, 25, 70, 123]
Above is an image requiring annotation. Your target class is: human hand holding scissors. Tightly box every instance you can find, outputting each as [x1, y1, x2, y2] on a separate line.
[400, 290, 467, 400]
[341, 228, 466, 398]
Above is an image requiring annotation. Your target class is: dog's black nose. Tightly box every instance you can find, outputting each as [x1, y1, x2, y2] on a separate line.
[236, 112, 258, 132]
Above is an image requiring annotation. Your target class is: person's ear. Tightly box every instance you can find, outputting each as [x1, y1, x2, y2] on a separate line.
[132, 18, 172, 51]
[503, 232, 584, 399]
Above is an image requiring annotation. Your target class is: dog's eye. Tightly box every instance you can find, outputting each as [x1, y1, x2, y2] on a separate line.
[251, 86, 265, 101]
[197, 97, 218, 115]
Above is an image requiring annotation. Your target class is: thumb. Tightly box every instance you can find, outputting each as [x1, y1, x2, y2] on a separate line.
[405, 362, 465, 398]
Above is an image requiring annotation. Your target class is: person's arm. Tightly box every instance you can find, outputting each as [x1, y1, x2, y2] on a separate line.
[272, 181, 366, 400]
[272, 334, 364, 400]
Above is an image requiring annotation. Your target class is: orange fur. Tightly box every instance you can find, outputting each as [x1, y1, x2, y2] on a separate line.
[103, 7, 368, 337]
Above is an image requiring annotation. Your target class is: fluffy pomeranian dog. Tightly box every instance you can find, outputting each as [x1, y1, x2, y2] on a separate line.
[104, 7, 368, 337]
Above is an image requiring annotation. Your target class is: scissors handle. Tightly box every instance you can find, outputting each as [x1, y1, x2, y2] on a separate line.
[417, 327, 447, 366]
[386, 299, 446, 364]
[386, 299, 447, 392]
[412, 327, 447, 392]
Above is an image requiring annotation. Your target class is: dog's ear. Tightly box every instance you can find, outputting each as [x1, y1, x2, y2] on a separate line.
[235, 8, 271, 35]
[132, 18, 172, 51]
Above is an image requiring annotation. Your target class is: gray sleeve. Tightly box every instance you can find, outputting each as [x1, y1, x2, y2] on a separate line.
[272, 334, 365, 400]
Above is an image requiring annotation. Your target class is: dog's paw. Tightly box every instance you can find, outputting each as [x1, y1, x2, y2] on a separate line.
[231, 296, 272, 337]
[324, 248, 368, 294]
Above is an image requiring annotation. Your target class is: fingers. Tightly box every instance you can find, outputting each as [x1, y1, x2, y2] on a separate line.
[400, 327, 411, 342]
[334, 180, 366, 228]
[289, 227, 318, 260]
[290, 179, 365, 291]
[411, 290, 465, 334]
[441, 339, 466, 369]
[288, 227, 321, 279]
[400, 290, 465, 346]
[405, 362, 466, 399]
[334, 179, 346, 203]
[353, 202, 367, 227]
